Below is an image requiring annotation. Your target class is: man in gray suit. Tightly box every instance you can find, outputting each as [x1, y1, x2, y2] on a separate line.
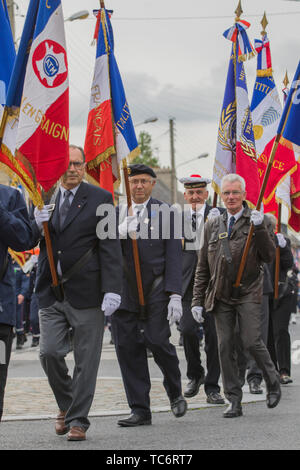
[32, 145, 122, 441]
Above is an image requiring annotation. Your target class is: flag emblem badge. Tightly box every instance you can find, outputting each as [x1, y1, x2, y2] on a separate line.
[32, 40, 67, 88]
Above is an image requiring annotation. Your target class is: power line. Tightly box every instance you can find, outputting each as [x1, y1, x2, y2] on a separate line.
[82, 11, 300, 21]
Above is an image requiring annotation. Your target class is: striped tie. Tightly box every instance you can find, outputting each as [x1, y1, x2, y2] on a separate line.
[228, 215, 235, 237]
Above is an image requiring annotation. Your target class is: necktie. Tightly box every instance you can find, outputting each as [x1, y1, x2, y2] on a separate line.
[60, 190, 72, 229]
[135, 204, 144, 232]
[228, 215, 235, 237]
[192, 213, 197, 231]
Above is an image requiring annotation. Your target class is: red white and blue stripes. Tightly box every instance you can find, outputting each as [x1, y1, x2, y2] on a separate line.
[223, 20, 255, 61]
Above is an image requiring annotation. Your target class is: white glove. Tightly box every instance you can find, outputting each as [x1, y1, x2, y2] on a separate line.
[34, 205, 52, 231]
[167, 294, 183, 326]
[276, 233, 287, 248]
[191, 306, 204, 323]
[118, 215, 138, 238]
[250, 206, 264, 226]
[22, 255, 38, 274]
[207, 208, 221, 220]
[101, 292, 121, 316]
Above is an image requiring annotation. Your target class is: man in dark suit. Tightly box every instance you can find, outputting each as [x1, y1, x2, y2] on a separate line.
[112, 164, 187, 427]
[178, 174, 224, 405]
[0, 185, 32, 421]
[32, 145, 122, 441]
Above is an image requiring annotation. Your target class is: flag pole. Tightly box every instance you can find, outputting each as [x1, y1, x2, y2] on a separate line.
[0, 106, 60, 288]
[99, 0, 147, 319]
[213, 1, 242, 209]
[273, 202, 281, 301]
[273, 71, 290, 301]
[0, 106, 8, 145]
[233, 70, 300, 294]
[122, 159, 147, 320]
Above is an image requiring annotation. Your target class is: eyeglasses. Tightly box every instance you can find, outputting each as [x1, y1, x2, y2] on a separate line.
[186, 190, 206, 196]
[222, 191, 243, 197]
[129, 178, 153, 186]
[68, 161, 85, 169]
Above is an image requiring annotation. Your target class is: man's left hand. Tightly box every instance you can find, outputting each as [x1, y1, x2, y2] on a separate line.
[101, 293, 121, 316]
[167, 294, 183, 326]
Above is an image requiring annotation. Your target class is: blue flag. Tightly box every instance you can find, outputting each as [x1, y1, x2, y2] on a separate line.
[277, 61, 300, 156]
[105, 9, 139, 162]
[0, 0, 16, 106]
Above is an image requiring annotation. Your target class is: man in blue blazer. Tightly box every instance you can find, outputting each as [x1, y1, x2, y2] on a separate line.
[32, 145, 123, 441]
[0, 185, 32, 421]
[112, 164, 187, 427]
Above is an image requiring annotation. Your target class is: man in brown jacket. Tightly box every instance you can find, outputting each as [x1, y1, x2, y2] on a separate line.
[192, 174, 281, 418]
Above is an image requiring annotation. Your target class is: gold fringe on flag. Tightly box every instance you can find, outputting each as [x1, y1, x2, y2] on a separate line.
[0, 144, 43, 208]
[257, 68, 273, 77]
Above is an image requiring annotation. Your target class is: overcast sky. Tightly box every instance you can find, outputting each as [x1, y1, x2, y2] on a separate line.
[14, 0, 300, 202]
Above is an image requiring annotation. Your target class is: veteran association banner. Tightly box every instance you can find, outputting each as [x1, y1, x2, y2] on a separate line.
[213, 19, 260, 207]
[251, 34, 296, 206]
[1, 0, 69, 205]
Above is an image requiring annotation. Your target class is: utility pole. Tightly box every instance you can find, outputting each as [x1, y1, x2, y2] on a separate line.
[6, 0, 15, 43]
[169, 117, 177, 204]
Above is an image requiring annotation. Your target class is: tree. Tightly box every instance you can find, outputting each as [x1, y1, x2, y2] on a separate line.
[131, 131, 160, 167]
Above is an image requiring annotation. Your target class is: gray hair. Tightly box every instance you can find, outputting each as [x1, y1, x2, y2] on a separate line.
[221, 173, 246, 192]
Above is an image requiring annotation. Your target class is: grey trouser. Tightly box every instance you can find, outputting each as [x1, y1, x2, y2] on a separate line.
[39, 300, 104, 430]
[213, 300, 277, 403]
[246, 294, 270, 383]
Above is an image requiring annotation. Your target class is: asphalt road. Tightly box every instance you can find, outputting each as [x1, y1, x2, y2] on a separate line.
[0, 318, 299, 451]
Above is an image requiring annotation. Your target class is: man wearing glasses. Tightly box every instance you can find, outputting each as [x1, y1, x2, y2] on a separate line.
[32, 145, 122, 441]
[113, 163, 187, 427]
[192, 173, 281, 418]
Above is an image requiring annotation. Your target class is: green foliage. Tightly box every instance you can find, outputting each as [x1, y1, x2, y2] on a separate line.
[132, 131, 160, 167]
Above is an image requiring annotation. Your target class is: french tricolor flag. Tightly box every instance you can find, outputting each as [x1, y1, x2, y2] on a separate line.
[84, 8, 115, 192]
[84, 7, 139, 195]
[3, 0, 69, 200]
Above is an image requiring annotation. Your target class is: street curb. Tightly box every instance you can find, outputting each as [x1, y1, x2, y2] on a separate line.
[2, 395, 266, 422]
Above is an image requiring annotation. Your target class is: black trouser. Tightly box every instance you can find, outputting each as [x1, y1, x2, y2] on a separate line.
[179, 300, 221, 394]
[0, 323, 14, 421]
[269, 295, 292, 376]
[112, 302, 182, 418]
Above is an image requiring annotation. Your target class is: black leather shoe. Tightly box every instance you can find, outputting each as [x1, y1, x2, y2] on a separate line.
[117, 413, 152, 427]
[184, 377, 204, 398]
[249, 380, 263, 394]
[206, 392, 225, 405]
[223, 402, 243, 418]
[266, 379, 281, 409]
[170, 395, 187, 418]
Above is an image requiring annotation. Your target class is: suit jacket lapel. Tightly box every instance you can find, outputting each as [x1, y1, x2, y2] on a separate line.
[60, 182, 88, 232]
